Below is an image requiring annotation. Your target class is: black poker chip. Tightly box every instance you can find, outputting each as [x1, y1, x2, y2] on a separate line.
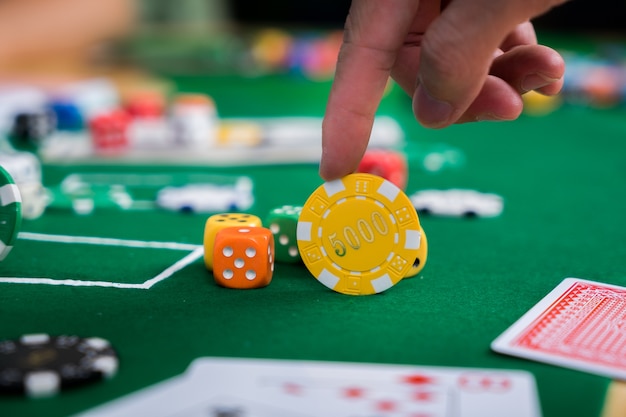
[10, 110, 57, 149]
[0, 334, 119, 397]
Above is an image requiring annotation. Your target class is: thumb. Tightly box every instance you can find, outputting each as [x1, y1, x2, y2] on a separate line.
[414, 0, 567, 128]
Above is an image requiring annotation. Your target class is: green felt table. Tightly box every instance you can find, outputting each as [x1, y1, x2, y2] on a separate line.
[1, 59, 626, 417]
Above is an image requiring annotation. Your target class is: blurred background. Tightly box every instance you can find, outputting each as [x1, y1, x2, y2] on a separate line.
[1, 0, 624, 81]
[139, 0, 626, 31]
[1, 0, 624, 171]
[228, 0, 626, 31]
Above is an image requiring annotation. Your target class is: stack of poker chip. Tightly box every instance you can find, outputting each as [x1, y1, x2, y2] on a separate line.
[0, 165, 22, 261]
[125, 92, 171, 149]
[0, 151, 49, 220]
[170, 94, 219, 149]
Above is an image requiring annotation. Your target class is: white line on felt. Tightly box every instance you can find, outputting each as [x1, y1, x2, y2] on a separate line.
[2, 234, 206, 289]
[0, 277, 147, 289]
[142, 246, 205, 289]
[18, 232, 201, 251]
[0, 247, 204, 289]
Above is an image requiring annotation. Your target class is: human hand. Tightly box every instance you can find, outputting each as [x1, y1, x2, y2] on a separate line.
[320, 0, 567, 180]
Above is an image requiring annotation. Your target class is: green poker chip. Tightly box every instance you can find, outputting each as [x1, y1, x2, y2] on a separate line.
[0, 166, 22, 261]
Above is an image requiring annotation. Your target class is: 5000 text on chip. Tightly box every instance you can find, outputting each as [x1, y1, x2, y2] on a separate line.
[297, 173, 424, 295]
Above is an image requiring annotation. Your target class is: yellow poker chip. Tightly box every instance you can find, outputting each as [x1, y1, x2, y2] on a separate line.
[297, 173, 424, 295]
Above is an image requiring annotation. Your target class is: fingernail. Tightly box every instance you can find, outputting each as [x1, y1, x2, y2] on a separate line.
[521, 73, 559, 92]
[414, 83, 453, 128]
[476, 112, 506, 121]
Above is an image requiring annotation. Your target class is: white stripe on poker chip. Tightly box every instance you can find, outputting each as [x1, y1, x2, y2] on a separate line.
[25, 371, 60, 397]
[371, 273, 394, 293]
[296, 221, 312, 241]
[405, 230, 422, 250]
[84, 337, 110, 350]
[323, 178, 345, 197]
[21, 334, 50, 345]
[318, 268, 340, 289]
[0, 184, 21, 205]
[376, 180, 400, 202]
[92, 356, 119, 378]
[331, 261, 343, 271]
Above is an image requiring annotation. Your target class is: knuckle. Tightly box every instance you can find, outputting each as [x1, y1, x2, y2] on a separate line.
[421, 22, 475, 81]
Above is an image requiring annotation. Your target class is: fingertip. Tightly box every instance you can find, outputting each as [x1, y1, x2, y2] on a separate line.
[454, 75, 524, 124]
[320, 109, 371, 181]
[521, 73, 561, 93]
[535, 78, 564, 96]
[319, 152, 358, 181]
[413, 82, 455, 128]
[319, 162, 351, 182]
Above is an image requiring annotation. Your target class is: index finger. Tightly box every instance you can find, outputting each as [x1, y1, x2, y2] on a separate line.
[320, 0, 422, 181]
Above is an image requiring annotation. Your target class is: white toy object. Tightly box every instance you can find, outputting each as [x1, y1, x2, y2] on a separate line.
[410, 189, 503, 218]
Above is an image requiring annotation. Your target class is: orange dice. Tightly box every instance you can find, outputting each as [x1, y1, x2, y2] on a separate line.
[213, 226, 275, 289]
[204, 213, 262, 270]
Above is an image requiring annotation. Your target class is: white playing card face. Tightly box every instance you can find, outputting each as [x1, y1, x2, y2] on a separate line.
[185, 359, 541, 417]
[75, 372, 196, 417]
[78, 358, 542, 417]
[248, 369, 451, 416]
[169, 394, 314, 417]
[492, 277, 626, 380]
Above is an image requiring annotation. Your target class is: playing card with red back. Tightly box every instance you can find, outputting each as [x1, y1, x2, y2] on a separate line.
[492, 277, 626, 380]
